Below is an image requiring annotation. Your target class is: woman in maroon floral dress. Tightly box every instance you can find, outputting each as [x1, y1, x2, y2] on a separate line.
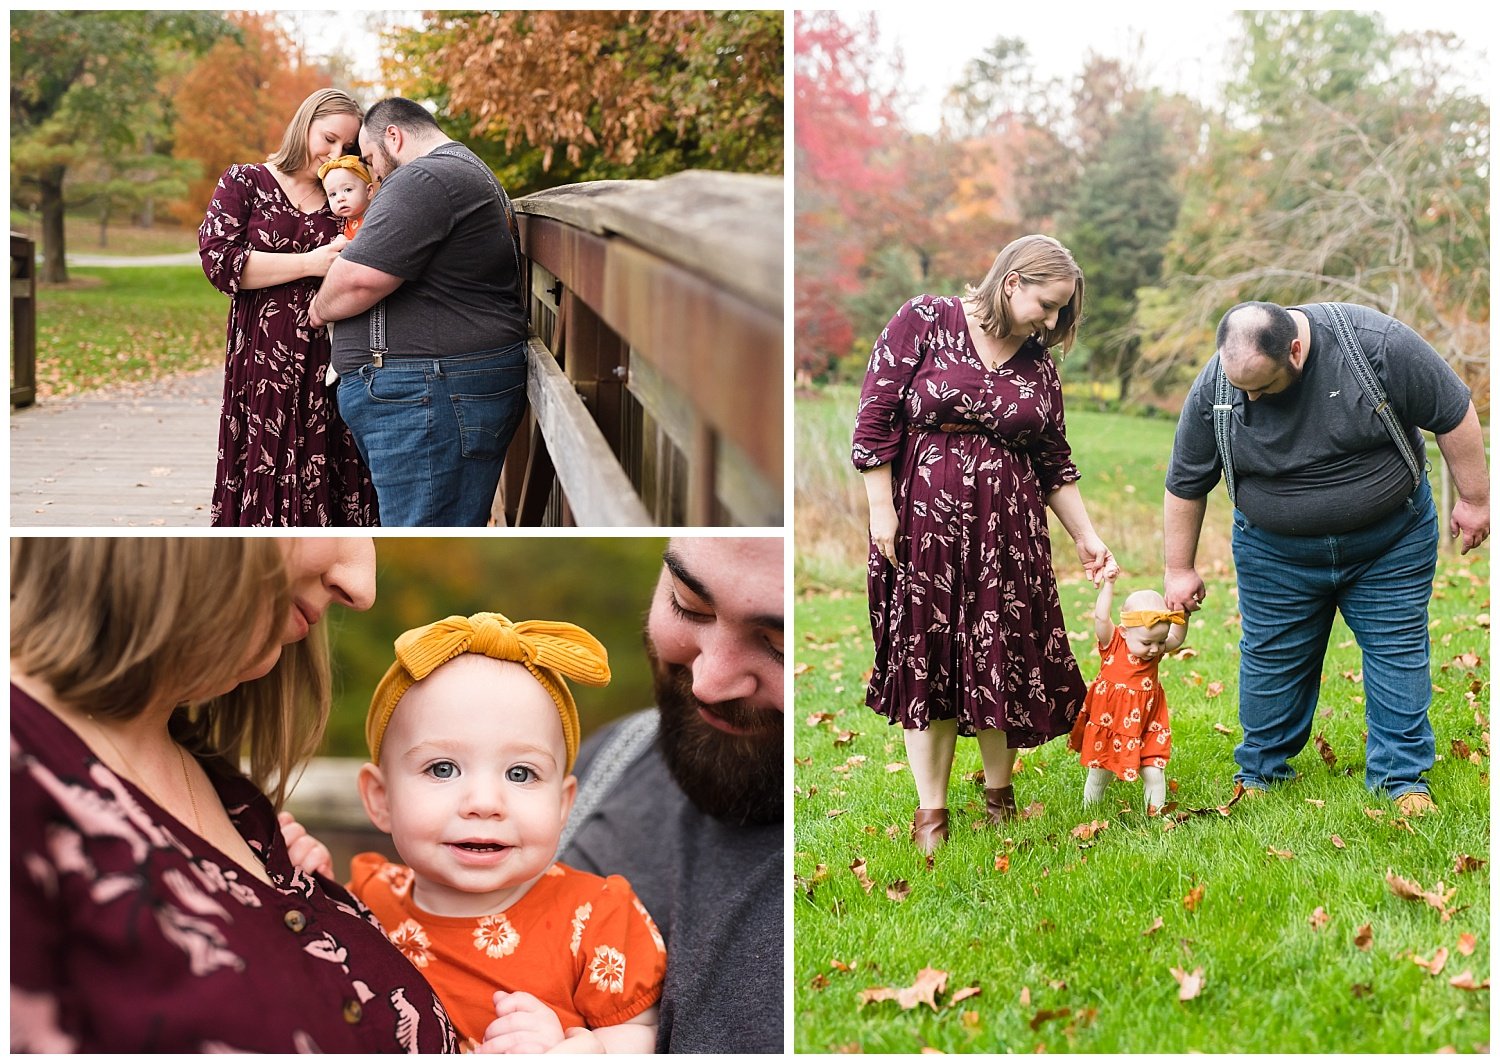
[852, 234, 1118, 854]
[199, 88, 378, 526]
[10, 538, 456, 1052]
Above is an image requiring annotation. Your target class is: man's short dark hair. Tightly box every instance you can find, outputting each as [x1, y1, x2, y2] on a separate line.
[1217, 301, 1298, 365]
[363, 97, 443, 137]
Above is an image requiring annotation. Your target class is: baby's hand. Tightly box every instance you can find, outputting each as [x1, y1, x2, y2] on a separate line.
[480, 991, 567, 1054]
[548, 1028, 606, 1054]
[276, 810, 334, 879]
[327, 234, 349, 254]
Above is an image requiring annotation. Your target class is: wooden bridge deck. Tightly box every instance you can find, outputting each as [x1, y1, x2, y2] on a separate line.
[9, 367, 219, 527]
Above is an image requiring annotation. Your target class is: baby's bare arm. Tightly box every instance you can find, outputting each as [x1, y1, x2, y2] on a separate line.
[1093, 576, 1116, 645]
[1164, 618, 1189, 654]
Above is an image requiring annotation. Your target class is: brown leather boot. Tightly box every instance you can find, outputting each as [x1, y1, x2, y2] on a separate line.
[911, 808, 949, 854]
[985, 785, 1018, 824]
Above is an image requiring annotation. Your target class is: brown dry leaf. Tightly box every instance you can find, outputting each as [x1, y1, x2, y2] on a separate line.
[1413, 947, 1450, 976]
[1351, 983, 1373, 998]
[1213, 723, 1233, 736]
[1364, 808, 1386, 820]
[1170, 965, 1206, 1001]
[1183, 884, 1205, 912]
[1448, 971, 1490, 991]
[1354, 923, 1373, 951]
[995, 853, 1011, 874]
[1308, 906, 1330, 930]
[810, 972, 830, 990]
[1019, 985, 1032, 1007]
[1452, 738, 1473, 760]
[833, 729, 859, 747]
[1029, 1007, 1071, 1031]
[1143, 916, 1165, 936]
[850, 858, 875, 894]
[1267, 847, 1295, 860]
[794, 661, 814, 677]
[1314, 733, 1338, 770]
[886, 879, 912, 903]
[960, 1010, 982, 1030]
[1305, 798, 1325, 807]
[858, 966, 948, 1011]
[806, 711, 836, 727]
[1168, 779, 1180, 793]
[951, 985, 982, 1004]
[1174, 646, 1199, 660]
[1386, 871, 1460, 921]
[1020, 800, 1046, 820]
[1048, 979, 1068, 991]
[1454, 854, 1487, 875]
[1451, 651, 1483, 669]
[1205, 681, 1225, 698]
[826, 809, 846, 819]
[1331, 835, 1347, 850]
[830, 959, 852, 972]
[885, 762, 907, 773]
[1456, 933, 1477, 957]
[1071, 819, 1110, 841]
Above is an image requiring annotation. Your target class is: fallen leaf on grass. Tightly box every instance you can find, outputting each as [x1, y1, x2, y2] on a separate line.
[1456, 933, 1476, 957]
[1020, 800, 1046, 820]
[1213, 723, 1233, 736]
[995, 853, 1011, 873]
[1205, 682, 1225, 698]
[1454, 854, 1487, 875]
[1413, 947, 1450, 976]
[806, 711, 836, 727]
[887, 879, 911, 903]
[1029, 1007, 1071, 1031]
[834, 730, 859, 747]
[1170, 966, 1206, 1001]
[1452, 738, 1473, 760]
[1143, 916, 1165, 936]
[859, 966, 947, 1011]
[1331, 835, 1347, 849]
[951, 985, 982, 1004]
[1309, 906, 1330, 930]
[1071, 820, 1109, 841]
[1364, 808, 1386, 820]
[1267, 847, 1295, 860]
[826, 809, 846, 819]
[1019, 986, 1032, 1006]
[850, 858, 875, 894]
[1314, 733, 1338, 770]
[810, 972, 829, 990]
[1305, 798, 1325, 807]
[885, 762, 907, 773]
[1354, 924, 1373, 951]
[1387, 871, 1460, 921]
[1174, 646, 1198, 660]
[1449, 971, 1490, 991]
[1183, 884, 1205, 912]
[1351, 983, 1373, 998]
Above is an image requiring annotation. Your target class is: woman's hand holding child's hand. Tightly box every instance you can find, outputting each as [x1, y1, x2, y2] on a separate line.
[276, 811, 334, 879]
[481, 991, 569, 1054]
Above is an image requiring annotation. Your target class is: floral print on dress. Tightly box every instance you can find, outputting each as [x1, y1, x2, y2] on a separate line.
[587, 945, 627, 994]
[388, 918, 434, 968]
[474, 912, 521, 958]
[852, 294, 1086, 743]
[198, 163, 378, 527]
[570, 902, 593, 956]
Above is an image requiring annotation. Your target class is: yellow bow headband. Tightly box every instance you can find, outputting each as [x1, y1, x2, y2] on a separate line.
[1120, 609, 1187, 629]
[318, 154, 372, 185]
[366, 612, 611, 770]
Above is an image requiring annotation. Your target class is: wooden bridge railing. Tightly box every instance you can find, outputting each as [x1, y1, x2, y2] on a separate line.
[497, 171, 783, 527]
[11, 233, 37, 408]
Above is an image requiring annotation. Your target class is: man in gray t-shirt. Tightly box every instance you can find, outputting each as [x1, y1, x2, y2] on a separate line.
[1164, 301, 1488, 813]
[310, 97, 529, 526]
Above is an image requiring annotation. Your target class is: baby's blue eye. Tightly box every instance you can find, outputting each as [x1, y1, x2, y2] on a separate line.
[506, 765, 535, 784]
[427, 761, 458, 780]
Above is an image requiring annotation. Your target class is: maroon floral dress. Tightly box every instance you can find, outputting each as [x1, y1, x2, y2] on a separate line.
[10, 684, 458, 1052]
[199, 164, 378, 526]
[852, 294, 1086, 744]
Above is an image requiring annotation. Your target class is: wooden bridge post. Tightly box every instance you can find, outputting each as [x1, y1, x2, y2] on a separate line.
[11, 233, 37, 408]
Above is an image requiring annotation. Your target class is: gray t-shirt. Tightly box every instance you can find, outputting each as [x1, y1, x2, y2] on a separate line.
[1166, 302, 1470, 535]
[561, 711, 783, 1054]
[330, 142, 526, 373]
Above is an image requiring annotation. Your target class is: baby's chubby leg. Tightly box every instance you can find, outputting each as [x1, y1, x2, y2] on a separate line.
[1142, 766, 1167, 813]
[1082, 767, 1112, 805]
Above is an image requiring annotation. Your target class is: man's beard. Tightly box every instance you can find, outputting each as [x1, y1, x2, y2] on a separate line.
[648, 635, 783, 827]
[375, 139, 401, 179]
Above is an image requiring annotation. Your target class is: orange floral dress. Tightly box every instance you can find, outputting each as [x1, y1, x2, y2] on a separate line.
[1069, 627, 1172, 780]
[349, 854, 665, 1050]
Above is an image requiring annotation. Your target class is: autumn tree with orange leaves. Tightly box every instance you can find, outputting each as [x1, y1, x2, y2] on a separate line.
[382, 10, 782, 190]
[170, 12, 333, 217]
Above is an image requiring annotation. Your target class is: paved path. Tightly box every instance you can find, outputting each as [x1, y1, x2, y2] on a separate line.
[10, 368, 221, 527]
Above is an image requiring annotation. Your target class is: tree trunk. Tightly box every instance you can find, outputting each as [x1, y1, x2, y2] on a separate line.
[39, 165, 68, 284]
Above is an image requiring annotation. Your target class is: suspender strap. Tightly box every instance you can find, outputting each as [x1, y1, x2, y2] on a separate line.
[555, 709, 660, 856]
[1321, 302, 1423, 492]
[369, 299, 387, 366]
[1212, 362, 1237, 506]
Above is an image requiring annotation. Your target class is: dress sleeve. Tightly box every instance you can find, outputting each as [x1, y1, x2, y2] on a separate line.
[851, 296, 933, 470]
[9, 753, 79, 1051]
[198, 165, 255, 297]
[1029, 352, 1081, 494]
[569, 875, 665, 1029]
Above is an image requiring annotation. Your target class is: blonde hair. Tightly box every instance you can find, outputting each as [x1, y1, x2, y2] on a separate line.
[268, 88, 362, 178]
[10, 539, 331, 811]
[967, 234, 1086, 353]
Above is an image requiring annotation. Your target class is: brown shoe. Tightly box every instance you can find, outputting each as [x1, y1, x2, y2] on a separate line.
[911, 808, 949, 854]
[985, 785, 1018, 824]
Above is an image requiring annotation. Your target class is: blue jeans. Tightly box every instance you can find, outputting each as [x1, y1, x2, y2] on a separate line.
[1231, 477, 1438, 797]
[337, 343, 527, 526]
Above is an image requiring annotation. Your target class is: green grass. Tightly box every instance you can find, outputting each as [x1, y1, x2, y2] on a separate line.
[11, 210, 200, 257]
[33, 265, 227, 398]
[792, 557, 1490, 1052]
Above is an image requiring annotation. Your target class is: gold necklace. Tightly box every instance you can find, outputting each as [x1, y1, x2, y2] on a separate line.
[87, 716, 205, 837]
